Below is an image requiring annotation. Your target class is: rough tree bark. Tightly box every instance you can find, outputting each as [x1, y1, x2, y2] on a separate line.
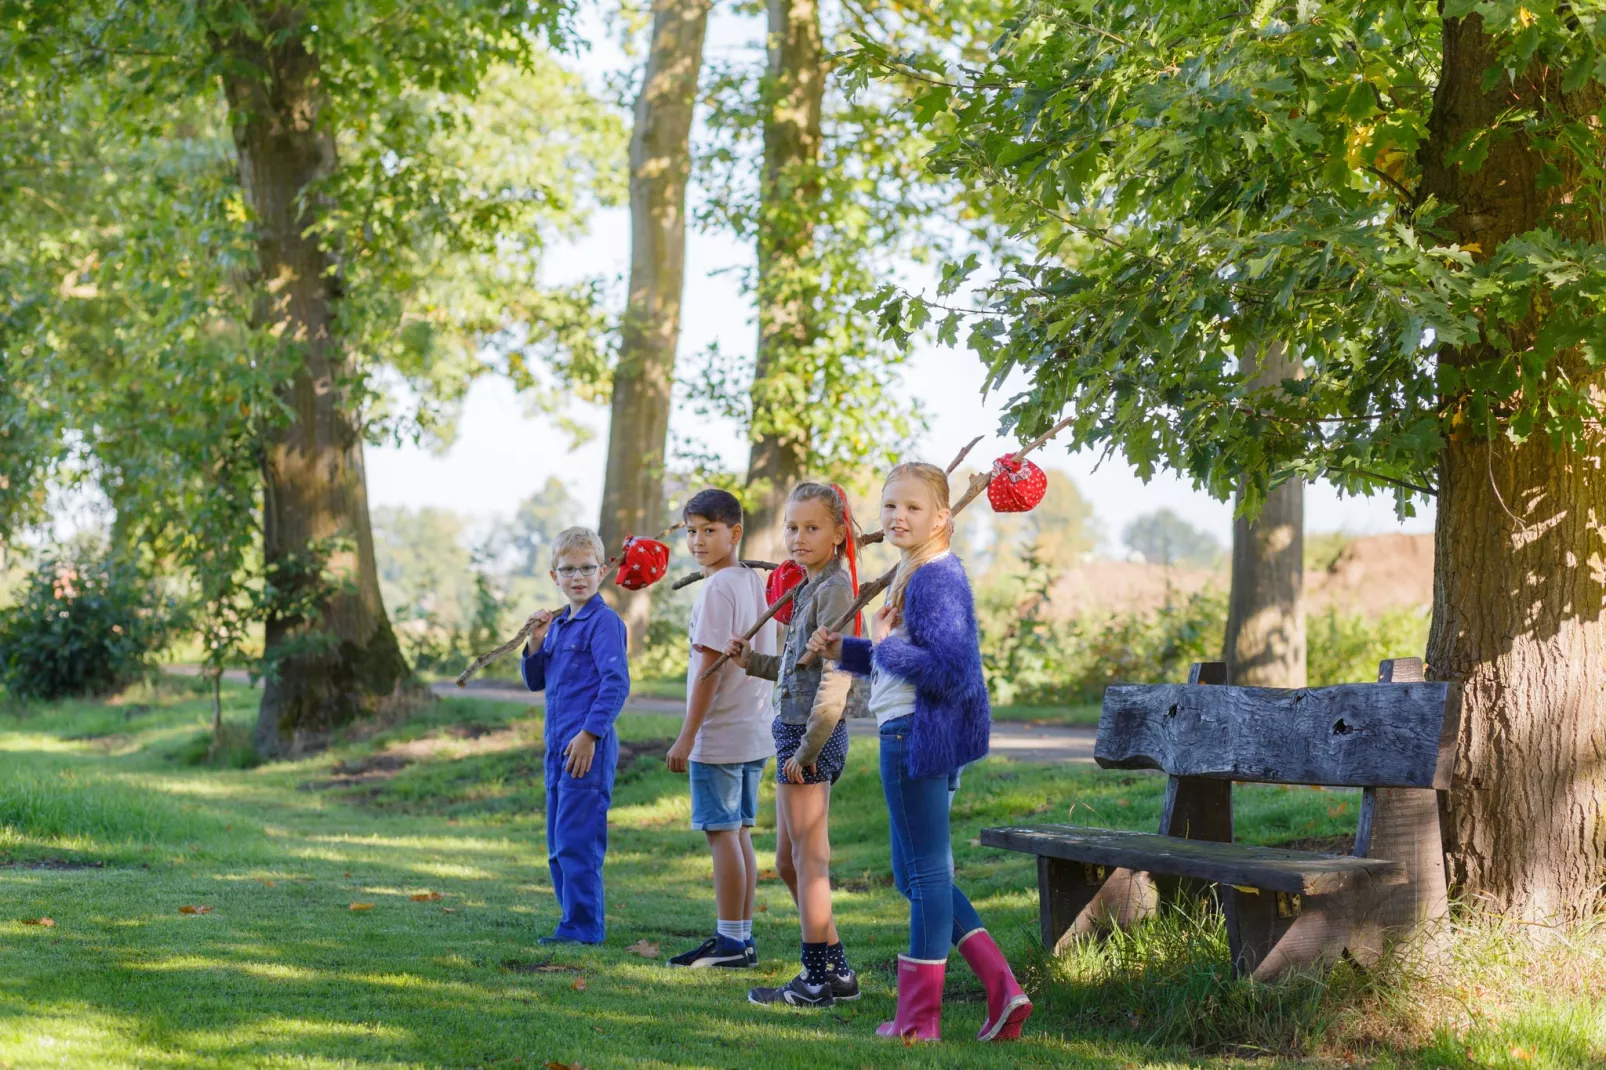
[743, 0, 824, 560]
[598, 0, 713, 646]
[1419, 15, 1606, 920]
[221, 16, 410, 758]
[1224, 342, 1306, 688]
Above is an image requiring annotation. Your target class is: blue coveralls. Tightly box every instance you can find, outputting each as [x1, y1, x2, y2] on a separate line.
[520, 593, 630, 944]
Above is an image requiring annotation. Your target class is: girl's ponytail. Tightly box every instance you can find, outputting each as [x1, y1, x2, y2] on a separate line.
[830, 483, 863, 637]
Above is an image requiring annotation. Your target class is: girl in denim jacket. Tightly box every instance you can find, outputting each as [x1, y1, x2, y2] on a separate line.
[725, 483, 867, 1008]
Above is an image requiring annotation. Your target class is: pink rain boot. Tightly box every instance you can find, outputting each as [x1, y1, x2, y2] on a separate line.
[958, 928, 1032, 1041]
[876, 955, 945, 1042]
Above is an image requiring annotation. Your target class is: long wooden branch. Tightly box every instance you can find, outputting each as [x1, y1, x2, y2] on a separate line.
[670, 559, 779, 591]
[455, 521, 686, 687]
[795, 419, 1074, 669]
[694, 583, 802, 681]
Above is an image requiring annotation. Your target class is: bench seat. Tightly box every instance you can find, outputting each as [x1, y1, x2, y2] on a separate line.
[981, 824, 1405, 896]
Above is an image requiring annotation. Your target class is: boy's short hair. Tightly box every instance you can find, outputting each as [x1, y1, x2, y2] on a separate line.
[549, 526, 607, 571]
[682, 489, 743, 528]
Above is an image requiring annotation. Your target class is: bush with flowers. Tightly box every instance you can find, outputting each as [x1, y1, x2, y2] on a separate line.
[0, 552, 177, 701]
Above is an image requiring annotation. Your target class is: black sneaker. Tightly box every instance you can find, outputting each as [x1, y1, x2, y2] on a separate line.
[668, 937, 749, 969]
[745, 942, 758, 967]
[748, 973, 835, 1008]
[828, 968, 860, 1001]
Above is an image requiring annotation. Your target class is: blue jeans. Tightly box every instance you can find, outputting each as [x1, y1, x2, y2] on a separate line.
[879, 716, 985, 959]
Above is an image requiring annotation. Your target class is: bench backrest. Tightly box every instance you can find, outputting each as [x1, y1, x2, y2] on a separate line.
[1095, 660, 1458, 790]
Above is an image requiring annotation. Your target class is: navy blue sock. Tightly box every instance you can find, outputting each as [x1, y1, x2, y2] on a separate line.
[825, 941, 849, 974]
[800, 941, 831, 984]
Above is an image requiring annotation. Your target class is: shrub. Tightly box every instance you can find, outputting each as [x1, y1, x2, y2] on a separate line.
[0, 553, 176, 702]
[978, 553, 1434, 704]
[1306, 604, 1430, 686]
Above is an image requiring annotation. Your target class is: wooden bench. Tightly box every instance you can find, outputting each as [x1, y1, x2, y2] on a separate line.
[981, 658, 1459, 981]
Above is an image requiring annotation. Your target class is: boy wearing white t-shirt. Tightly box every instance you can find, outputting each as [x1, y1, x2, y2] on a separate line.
[666, 489, 778, 969]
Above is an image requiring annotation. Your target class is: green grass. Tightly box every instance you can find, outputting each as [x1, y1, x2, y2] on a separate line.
[1, 682, 1601, 1068]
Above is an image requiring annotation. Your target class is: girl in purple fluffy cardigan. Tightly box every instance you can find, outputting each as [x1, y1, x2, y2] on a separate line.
[808, 461, 1032, 1044]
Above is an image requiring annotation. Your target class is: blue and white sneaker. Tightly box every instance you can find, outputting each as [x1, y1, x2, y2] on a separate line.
[668, 935, 749, 968]
[745, 939, 758, 967]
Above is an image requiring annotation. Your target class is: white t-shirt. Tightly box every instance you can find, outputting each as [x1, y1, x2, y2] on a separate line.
[866, 552, 951, 726]
[687, 565, 778, 764]
[868, 623, 919, 726]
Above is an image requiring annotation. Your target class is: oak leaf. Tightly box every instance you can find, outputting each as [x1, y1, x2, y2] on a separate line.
[625, 939, 659, 958]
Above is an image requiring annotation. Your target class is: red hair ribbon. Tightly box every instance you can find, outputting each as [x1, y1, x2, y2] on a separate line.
[830, 483, 863, 637]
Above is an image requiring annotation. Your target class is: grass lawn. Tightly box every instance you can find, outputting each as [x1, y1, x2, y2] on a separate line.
[988, 702, 1103, 727]
[1, 681, 1600, 1069]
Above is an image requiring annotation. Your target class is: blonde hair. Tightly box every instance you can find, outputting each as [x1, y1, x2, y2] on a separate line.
[549, 526, 606, 570]
[884, 462, 953, 611]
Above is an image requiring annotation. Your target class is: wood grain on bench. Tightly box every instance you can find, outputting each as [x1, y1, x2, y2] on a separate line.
[980, 825, 1405, 896]
[1096, 680, 1459, 789]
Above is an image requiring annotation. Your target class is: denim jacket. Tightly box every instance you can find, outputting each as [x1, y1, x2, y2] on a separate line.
[745, 559, 867, 762]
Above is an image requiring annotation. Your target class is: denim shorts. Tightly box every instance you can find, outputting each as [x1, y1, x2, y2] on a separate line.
[688, 758, 767, 831]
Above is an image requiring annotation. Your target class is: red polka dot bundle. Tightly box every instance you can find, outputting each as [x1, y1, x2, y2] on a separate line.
[986, 455, 1048, 512]
[614, 535, 670, 590]
[765, 560, 808, 624]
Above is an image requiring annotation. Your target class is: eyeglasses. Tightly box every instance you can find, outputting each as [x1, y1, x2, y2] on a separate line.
[555, 565, 600, 578]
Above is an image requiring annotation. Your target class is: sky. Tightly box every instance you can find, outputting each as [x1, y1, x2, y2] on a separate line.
[365, 10, 1436, 555]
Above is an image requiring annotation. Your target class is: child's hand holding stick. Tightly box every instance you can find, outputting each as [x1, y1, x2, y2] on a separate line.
[795, 419, 1072, 669]
[694, 583, 802, 682]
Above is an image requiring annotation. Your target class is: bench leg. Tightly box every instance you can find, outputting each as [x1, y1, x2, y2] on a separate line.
[1224, 886, 1301, 979]
[1229, 887, 1385, 982]
[1038, 858, 1157, 954]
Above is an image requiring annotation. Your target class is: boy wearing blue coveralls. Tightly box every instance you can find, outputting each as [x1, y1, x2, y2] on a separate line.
[520, 526, 630, 945]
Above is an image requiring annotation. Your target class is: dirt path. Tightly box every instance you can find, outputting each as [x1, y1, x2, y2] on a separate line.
[168, 667, 1098, 765]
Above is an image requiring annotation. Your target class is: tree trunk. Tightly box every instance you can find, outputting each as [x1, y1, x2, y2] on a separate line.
[598, 0, 713, 646]
[1420, 15, 1606, 919]
[743, 0, 824, 560]
[1223, 342, 1305, 688]
[221, 17, 410, 759]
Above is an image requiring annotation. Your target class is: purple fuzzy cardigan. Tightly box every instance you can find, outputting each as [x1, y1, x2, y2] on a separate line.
[839, 553, 990, 777]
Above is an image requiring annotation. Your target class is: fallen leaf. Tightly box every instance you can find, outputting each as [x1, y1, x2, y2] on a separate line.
[410, 891, 443, 902]
[625, 939, 659, 959]
[756, 902, 768, 913]
[178, 905, 213, 915]
[441, 907, 458, 914]
[544, 1062, 589, 1070]
[1117, 798, 1131, 807]
[260, 879, 276, 888]
[902, 1029, 917, 1047]
[570, 976, 587, 992]
[22, 917, 55, 928]
[349, 902, 374, 912]
[1510, 1047, 1532, 1062]
[344, 871, 352, 878]
[968, 838, 981, 848]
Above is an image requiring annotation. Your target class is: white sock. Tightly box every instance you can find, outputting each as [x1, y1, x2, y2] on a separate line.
[716, 919, 744, 943]
[738, 920, 753, 941]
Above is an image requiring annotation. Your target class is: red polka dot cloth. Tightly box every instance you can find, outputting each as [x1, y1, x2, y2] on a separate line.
[987, 455, 1047, 513]
[765, 560, 808, 624]
[614, 535, 670, 590]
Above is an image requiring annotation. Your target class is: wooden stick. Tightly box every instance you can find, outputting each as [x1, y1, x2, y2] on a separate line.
[670, 560, 779, 591]
[795, 420, 1074, 668]
[455, 521, 686, 686]
[695, 582, 801, 682]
